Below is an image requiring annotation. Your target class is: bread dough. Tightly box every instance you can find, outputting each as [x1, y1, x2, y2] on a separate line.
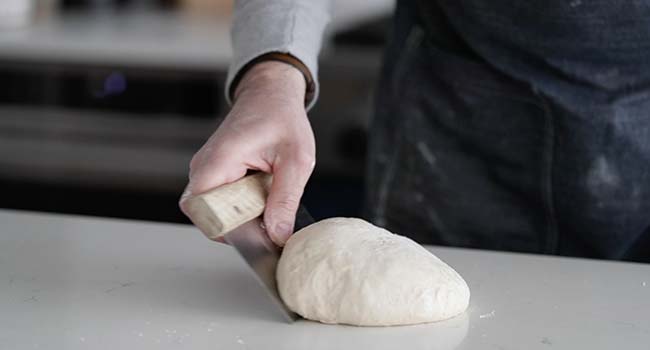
[276, 217, 470, 326]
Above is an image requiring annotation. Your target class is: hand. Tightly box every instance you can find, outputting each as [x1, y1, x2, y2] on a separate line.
[180, 61, 316, 246]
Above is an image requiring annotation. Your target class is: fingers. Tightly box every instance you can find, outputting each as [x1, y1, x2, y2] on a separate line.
[178, 151, 246, 218]
[188, 152, 246, 196]
[179, 155, 246, 245]
[264, 150, 315, 246]
[186, 165, 245, 199]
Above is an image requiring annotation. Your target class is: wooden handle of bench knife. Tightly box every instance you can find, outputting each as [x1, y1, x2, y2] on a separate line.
[184, 173, 272, 240]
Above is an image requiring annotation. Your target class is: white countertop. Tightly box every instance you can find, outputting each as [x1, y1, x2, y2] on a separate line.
[1, 209, 649, 349]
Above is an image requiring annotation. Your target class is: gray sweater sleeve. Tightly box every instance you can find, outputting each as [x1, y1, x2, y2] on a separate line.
[226, 0, 331, 110]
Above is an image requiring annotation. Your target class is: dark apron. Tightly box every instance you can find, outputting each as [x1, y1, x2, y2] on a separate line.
[365, 0, 650, 262]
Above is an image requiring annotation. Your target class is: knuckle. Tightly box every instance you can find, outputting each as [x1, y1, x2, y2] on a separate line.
[189, 153, 202, 170]
[293, 151, 316, 169]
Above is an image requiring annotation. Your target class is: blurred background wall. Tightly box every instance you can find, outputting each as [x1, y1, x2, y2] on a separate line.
[0, 0, 394, 223]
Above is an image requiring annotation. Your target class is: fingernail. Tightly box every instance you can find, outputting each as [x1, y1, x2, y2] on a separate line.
[273, 222, 293, 243]
[180, 183, 193, 202]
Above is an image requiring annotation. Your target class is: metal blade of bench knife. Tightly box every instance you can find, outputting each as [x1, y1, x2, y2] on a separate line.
[223, 204, 314, 323]
[294, 204, 315, 232]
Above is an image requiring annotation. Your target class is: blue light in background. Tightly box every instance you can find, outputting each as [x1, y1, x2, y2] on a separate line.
[94, 71, 127, 98]
[104, 71, 127, 96]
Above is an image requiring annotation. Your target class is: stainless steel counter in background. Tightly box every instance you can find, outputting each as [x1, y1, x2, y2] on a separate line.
[0, 7, 390, 221]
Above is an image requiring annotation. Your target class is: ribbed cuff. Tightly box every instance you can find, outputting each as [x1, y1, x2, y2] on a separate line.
[228, 52, 316, 106]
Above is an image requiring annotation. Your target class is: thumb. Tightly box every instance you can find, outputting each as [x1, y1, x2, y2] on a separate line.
[264, 152, 315, 246]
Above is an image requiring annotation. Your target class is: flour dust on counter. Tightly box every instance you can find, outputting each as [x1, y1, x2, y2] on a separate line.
[276, 217, 470, 326]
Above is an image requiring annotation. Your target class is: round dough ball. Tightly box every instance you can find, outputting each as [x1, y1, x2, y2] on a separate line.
[276, 217, 470, 326]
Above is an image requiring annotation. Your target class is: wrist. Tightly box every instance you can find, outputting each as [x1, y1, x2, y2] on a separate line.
[234, 61, 306, 104]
